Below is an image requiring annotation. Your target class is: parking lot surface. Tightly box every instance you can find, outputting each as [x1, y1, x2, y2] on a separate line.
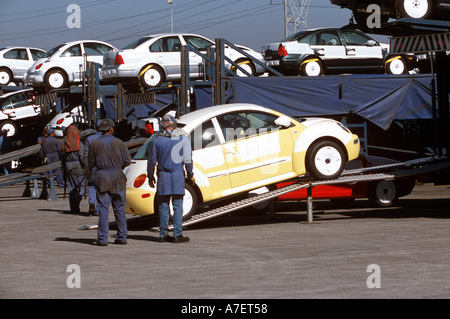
[1, 181, 449, 299]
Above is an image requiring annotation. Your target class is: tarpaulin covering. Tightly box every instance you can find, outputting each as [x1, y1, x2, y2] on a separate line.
[231, 74, 434, 130]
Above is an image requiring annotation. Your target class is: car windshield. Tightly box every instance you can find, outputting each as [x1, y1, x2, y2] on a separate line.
[42, 44, 65, 58]
[122, 37, 153, 50]
[281, 30, 313, 42]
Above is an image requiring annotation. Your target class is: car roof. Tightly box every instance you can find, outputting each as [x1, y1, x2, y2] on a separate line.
[177, 103, 279, 132]
[0, 88, 33, 98]
[0, 46, 45, 51]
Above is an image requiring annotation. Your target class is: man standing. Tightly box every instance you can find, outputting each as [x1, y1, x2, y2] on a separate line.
[39, 128, 64, 187]
[88, 118, 131, 246]
[84, 121, 102, 216]
[60, 125, 85, 213]
[147, 114, 194, 243]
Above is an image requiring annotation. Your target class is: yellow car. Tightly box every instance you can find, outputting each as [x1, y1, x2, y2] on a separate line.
[124, 103, 360, 219]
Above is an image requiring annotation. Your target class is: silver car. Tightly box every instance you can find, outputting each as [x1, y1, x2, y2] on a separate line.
[101, 33, 266, 89]
[0, 47, 46, 86]
[24, 40, 116, 91]
[0, 89, 41, 136]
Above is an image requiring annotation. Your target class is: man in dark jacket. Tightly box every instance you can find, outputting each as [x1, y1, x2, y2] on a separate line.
[88, 118, 131, 246]
[60, 125, 85, 213]
[147, 114, 194, 243]
[39, 129, 64, 187]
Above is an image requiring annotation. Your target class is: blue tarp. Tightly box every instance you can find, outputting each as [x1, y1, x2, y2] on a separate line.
[231, 74, 434, 130]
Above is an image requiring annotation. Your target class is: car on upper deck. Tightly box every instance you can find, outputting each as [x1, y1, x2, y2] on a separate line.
[124, 103, 360, 220]
[24, 40, 116, 91]
[261, 27, 409, 76]
[101, 33, 267, 90]
[331, 0, 450, 26]
[0, 47, 46, 86]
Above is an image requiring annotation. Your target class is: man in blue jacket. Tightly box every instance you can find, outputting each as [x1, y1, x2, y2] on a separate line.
[147, 114, 194, 243]
[88, 118, 131, 246]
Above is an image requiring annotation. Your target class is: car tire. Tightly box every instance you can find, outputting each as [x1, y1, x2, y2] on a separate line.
[231, 59, 255, 77]
[368, 180, 398, 208]
[139, 64, 164, 89]
[300, 59, 323, 76]
[0, 120, 18, 137]
[306, 140, 346, 180]
[386, 57, 407, 75]
[399, 0, 434, 19]
[0, 68, 13, 86]
[44, 70, 68, 90]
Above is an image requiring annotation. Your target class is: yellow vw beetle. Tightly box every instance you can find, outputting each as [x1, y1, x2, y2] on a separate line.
[124, 103, 360, 219]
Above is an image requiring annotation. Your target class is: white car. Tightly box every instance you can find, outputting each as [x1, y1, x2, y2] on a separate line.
[261, 27, 408, 76]
[101, 33, 267, 89]
[0, 89, 41, 136]
[0, 47, 46, 86]
[46, 103, 86, 137]
[124, 103, 360, 219]
[24, 40, 116, 91]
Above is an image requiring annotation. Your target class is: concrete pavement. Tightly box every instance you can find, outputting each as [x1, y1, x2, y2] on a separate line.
[1, 180, 449, 299]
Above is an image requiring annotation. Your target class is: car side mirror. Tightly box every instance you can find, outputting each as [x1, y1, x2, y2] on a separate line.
[365, 40, 377, 47]
[275, 116, 291, 128]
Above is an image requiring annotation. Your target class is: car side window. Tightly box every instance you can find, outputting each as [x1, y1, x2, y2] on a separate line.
[340, 30, 373, 46]
[30, 49, 45, 61]
[189, 120, 220, 151]
[62, 44, 82, 57]
[216, 111, 279, 142]
[184, 36, 213, 51]
[2, 93, 31, 111]
[3, 49, 28, 60]
[310, 31, 341, 46]
[150, 37, 181, 53]
[84, 43, 113, 56]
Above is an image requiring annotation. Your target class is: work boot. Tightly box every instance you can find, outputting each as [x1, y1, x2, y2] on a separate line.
[172, 235, 190, 243]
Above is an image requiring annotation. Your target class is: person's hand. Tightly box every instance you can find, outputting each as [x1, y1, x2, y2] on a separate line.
[187, 176, 195, 186]
[148, 175, 156, 188]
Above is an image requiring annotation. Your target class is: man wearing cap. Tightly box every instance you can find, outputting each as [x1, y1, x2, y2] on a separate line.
[147, 114, 194, 243]
[88, 118, 131, 246]
[39, 128, 64, 187]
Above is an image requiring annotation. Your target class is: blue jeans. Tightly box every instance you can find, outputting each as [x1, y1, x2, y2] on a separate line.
[159, 195, 183, 237]
[97, 188, 127, 244]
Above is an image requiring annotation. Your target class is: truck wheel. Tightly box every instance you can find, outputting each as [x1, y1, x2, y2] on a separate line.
[368, 180, 398, 208]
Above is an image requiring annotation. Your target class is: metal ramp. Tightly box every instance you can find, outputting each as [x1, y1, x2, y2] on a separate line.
[78, 157, 450, 231]
[171, 157, 450, 229]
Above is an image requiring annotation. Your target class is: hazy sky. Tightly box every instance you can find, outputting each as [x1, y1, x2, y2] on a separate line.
[0, 0, 387, 52]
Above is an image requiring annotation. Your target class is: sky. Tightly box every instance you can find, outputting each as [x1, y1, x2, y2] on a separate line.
[0, 0, 389, 52]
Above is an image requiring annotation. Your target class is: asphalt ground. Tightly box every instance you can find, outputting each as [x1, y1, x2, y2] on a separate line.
[1, 180, 450, 302]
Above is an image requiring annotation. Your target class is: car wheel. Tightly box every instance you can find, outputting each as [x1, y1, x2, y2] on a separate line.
[44, 70, 68, 90]
[368, 180, 398, 208]
[0, 120, 18, 137]
[139, 65, 164, 89]
[231, 59, 255, 77]
[168, 183, 198, 221]
[399, 0, 433, 19]
[301, 59, 323, 76]
[0, 68, 12, 85]
[306, 140, 346, 180]
[386, 57, 407, 75]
